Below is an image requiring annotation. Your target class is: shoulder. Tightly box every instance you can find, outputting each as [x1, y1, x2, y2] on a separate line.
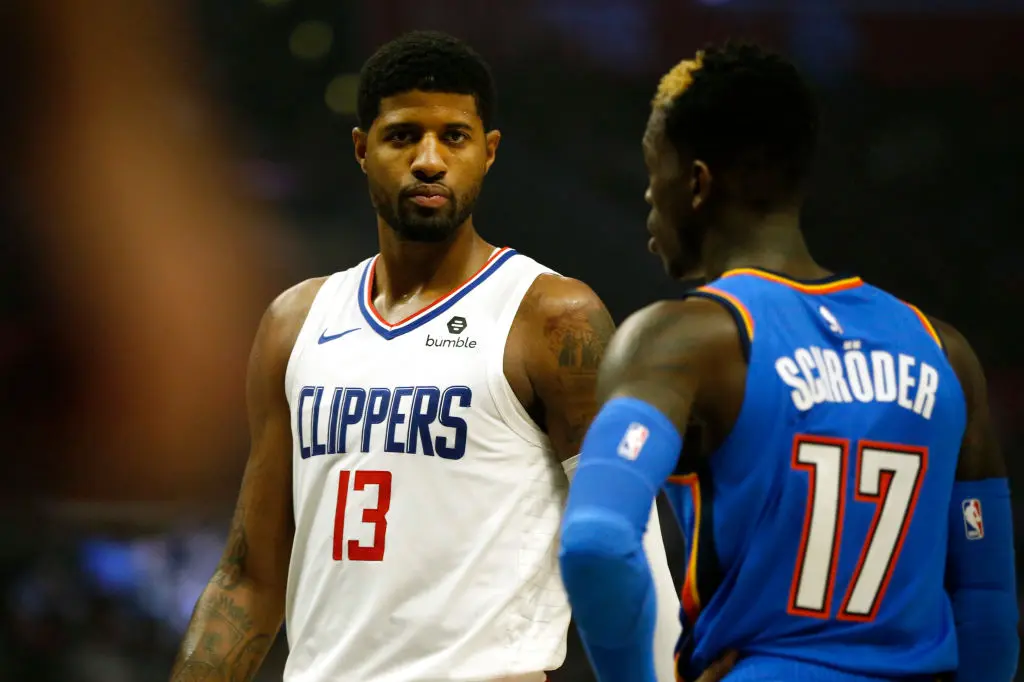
[913, 312, 986, 417]
[925, 315, 1005, 479]
[265, 276, 329, 335]
[251, 276, 330, 373]
[612, 297, 739, 356]
[507, 274, 614, 397]
[518, 274, 611, 332]
[598, 296, 745, 427]
[926, 314, 989, 417]
[513, 274, 615, 364]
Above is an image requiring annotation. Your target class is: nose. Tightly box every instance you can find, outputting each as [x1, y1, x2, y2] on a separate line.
[410, 134, 447, 182]
[644, 187, 653, 206]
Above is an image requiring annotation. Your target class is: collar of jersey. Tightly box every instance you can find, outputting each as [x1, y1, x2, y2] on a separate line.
[719, 267, 863, 294]
[357, 247, 517, 340]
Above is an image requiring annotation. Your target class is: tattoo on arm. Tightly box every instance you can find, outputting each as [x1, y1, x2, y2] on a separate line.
[543, 301, 616, 455]
[169, 510, 277, 682]
[212, 507, 249, 591]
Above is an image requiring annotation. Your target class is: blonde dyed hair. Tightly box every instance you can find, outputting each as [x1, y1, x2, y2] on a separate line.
[652, 51, 704, 109]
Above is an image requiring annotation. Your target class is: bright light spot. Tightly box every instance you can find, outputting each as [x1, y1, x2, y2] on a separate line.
[289, 20, 333, 61]
[325, 74, 359, 115]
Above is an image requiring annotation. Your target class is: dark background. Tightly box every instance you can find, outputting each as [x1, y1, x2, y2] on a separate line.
[1, 1, 1021, 680]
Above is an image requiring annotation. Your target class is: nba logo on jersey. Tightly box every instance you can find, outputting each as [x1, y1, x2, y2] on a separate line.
[818, 305, 843, 334]
[961, 498, 984, 540]
[617, 423, 649, 461]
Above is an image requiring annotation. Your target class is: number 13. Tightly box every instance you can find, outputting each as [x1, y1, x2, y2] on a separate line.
[333, 469, 392, 561]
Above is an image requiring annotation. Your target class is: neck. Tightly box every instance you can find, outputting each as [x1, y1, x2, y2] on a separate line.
[701, 204, 829, 281]
[374, 217, 493, 302]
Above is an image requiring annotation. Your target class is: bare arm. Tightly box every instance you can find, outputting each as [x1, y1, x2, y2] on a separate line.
[558, 298, 741, 681]
[517, 275, 616, 460]
[170, 279, 323, 682]
[596, 297, 743, 436]
[931, 317, 1006, 481]
[931, 317, 1017, 682]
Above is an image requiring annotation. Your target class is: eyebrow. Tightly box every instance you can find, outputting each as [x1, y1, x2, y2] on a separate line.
[380, 121, 475, 135]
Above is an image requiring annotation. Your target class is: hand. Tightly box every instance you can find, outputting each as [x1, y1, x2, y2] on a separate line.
[693, 650, 739, 682]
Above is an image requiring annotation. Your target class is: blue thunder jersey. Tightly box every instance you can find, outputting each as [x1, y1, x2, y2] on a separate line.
[665, 268, 966, 682]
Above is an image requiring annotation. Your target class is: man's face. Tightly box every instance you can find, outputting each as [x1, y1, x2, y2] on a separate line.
[354, 90, 501, 242]
[642, 109, 705, 278]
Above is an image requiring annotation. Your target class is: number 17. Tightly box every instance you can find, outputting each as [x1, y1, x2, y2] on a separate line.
[789, 436, 927, 622]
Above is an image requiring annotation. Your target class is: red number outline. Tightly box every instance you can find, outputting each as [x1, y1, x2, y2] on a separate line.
[837, 441, 927, 621]
[789, 436, 927, 622]
[787, 435, 849, 619]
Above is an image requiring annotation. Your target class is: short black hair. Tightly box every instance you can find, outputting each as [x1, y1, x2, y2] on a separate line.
[657, 42, 818, 199]
[357, 30, 496, 130]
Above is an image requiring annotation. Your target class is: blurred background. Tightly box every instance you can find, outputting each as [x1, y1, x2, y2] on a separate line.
[0, 0, 1021, 680]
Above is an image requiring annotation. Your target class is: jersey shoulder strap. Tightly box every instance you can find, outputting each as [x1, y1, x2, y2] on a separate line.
[284, 259, 371, 388]
[481, 250, 558, 447]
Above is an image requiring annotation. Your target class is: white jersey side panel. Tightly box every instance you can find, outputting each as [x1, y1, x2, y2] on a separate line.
[283, 248, 570, 682]
[562, 455, 682, 682]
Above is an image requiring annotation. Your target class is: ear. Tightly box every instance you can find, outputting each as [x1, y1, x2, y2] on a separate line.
[483, 129, 501, 174]
[691, 160, 712, 210]
[352, 127, 368, 174]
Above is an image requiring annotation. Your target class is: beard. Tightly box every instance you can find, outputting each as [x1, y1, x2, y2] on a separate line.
[370, 181, 480, 243]
[667, 213, 708, 280]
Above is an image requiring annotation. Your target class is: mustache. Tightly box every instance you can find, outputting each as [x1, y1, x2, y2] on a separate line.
[400, 183, 452, 199]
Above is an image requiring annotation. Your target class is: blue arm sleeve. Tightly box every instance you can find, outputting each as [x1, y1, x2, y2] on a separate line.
[946, 478, 1019, 682]
[559, 397, 683, 682]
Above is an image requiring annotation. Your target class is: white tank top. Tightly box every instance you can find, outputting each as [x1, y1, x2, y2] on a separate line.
[283, 248, 569, 682]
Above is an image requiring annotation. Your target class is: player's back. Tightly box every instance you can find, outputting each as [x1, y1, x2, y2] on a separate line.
[283, 248, 570, 682]
[667, 268, 966, 681]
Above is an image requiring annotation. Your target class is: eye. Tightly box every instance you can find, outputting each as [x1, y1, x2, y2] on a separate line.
[443, 130, 469, 144]
[385, 131, 414, 144]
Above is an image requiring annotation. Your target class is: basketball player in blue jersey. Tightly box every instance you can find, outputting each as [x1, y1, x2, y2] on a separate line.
[559, 42, 1019, 682]
[170, 31, 683, 682]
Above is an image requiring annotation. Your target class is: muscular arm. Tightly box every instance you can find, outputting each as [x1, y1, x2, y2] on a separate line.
[516, 280, 685, 681]
[170, 279, 323, 682]
[596, 297, 742, 432]
[559, 298, 742, 682]
[933, 318, 1018, 682]
[517, 275, 616, 460]
[935, 318, 1007, 481]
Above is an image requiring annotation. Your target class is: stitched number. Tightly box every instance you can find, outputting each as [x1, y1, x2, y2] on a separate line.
[789, 437, 926, 621]
[333, 470, 392, 561]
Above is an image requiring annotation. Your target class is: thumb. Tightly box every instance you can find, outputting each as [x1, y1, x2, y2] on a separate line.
[699, 650, 740, 682]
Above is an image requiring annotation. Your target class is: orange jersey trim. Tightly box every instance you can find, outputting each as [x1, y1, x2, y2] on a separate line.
[667, 473, 702, 624]
[902, 302, 944, 351]
[721, 268, 863, 295]
[696, 286, 754, 342]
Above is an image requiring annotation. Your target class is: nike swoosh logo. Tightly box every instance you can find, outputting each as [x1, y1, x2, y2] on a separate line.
[318, 328, 360, 344]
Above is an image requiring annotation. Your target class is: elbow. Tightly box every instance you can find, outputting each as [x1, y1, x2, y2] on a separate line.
[951, 587, 1020, 682]
[559, 509, 648, 642]
[559, 508, 638, 578]
[209, 563, 284, 600]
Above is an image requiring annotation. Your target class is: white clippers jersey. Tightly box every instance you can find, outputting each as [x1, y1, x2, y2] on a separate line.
[283, 248, 570, 682]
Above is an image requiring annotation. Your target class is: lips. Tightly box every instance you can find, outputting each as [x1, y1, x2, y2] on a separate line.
[406, 183, 449, 197]
[404, 184, 450, 209]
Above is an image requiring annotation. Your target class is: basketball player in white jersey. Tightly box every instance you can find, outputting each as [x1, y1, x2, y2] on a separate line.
[170, 31, 679, 682]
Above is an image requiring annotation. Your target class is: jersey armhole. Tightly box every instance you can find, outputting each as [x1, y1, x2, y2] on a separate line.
[683, 286, 753, 363]
[283, 272, 347, 392]
[901, 301, 947, 356]
[483, 261, 551, 448]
